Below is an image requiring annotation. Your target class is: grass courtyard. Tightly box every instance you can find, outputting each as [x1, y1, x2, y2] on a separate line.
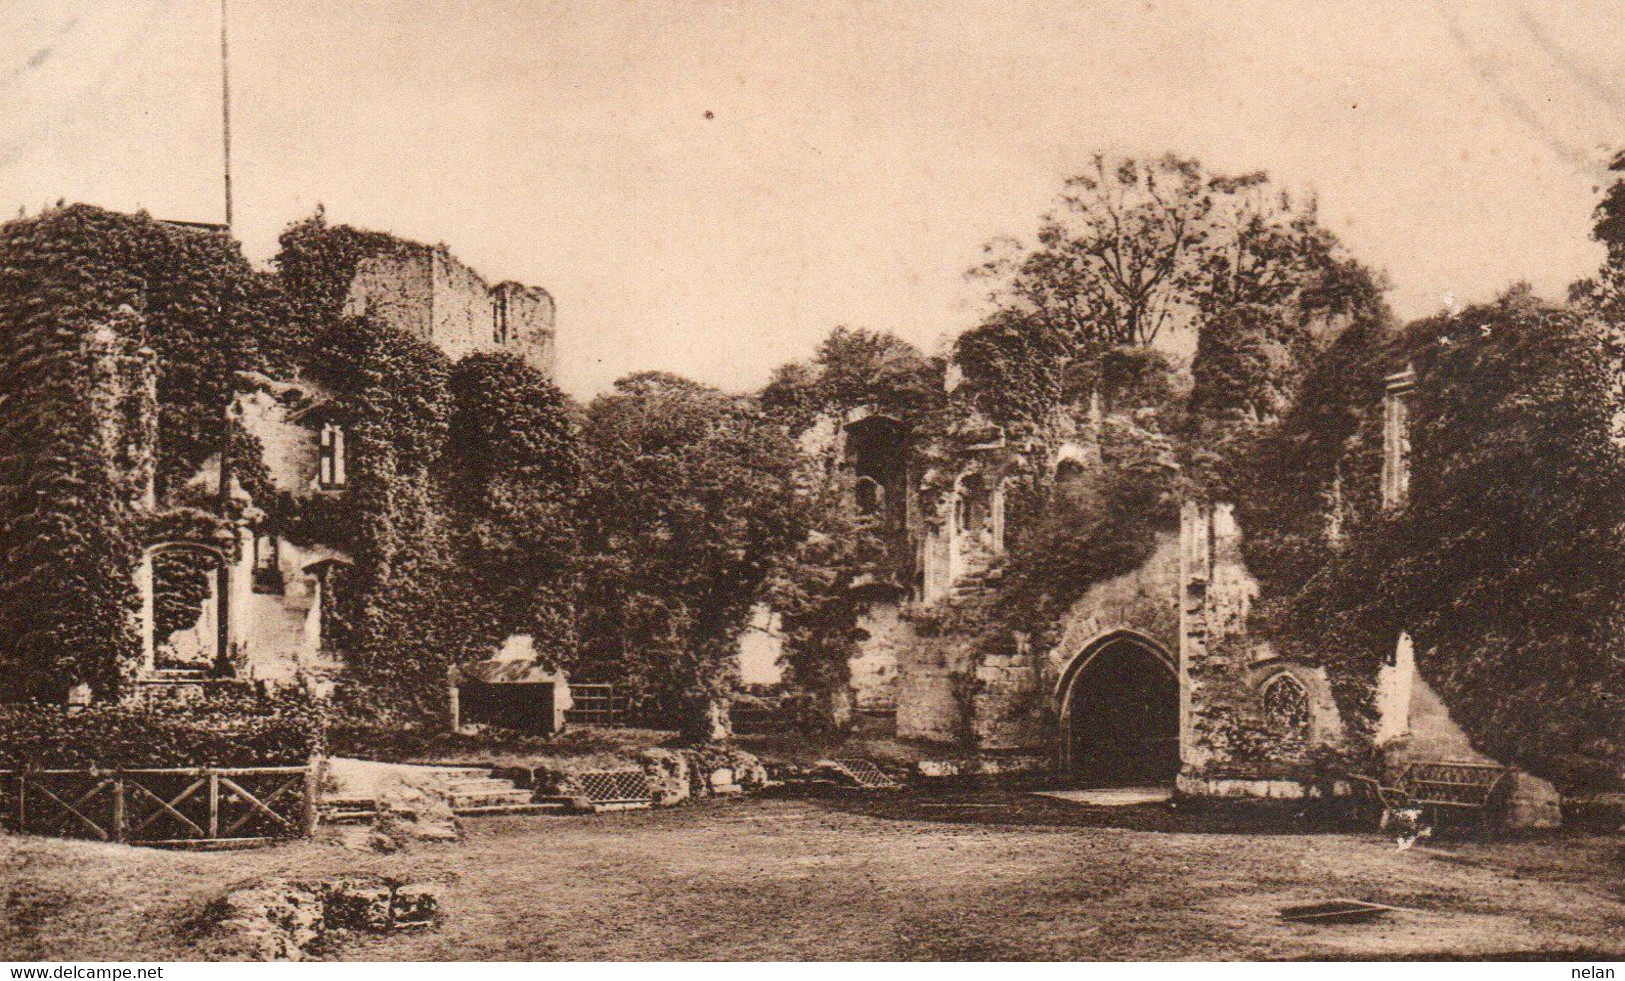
[4, 790, 1625, 961]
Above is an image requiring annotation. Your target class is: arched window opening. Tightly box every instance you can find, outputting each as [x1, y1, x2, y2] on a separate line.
[1262, 673, 1310, 742]
[319, 423, 346, 489]
[150, 545, 224, 671]
[845, 415, 906, 533]
[956, 473, 989, 539]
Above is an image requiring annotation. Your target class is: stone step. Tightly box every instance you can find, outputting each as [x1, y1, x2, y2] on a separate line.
[405, 766, 494, 781]
[449, 788, 535, 808]
[324, 809, 378, 825]
[445, 778, 519, 794]
[325, 795, 379, 809]
[452, 801, 568, 817]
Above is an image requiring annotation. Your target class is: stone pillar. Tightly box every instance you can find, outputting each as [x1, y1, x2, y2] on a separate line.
[552, 676, 574, 734]
[1178, 500, 1211, 775]
[223, 525, 255, 673]
[1178, 501, 1259, 784]
[1382, 367, 1415, 510]
[990, 480, 1007, 554]
[920, 504, 954, 604]
[136, 548, 156, 675]
[446, 666, 462, 730]
[944, 489, 963, 588]
[1374, 631, 1416, 765]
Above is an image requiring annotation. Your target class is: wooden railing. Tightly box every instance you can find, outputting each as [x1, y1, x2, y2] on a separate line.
[0, 764, 319, 847]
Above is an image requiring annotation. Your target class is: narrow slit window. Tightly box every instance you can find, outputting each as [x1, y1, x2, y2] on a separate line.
[493, 293, 510, 344]
[252, 533, 283, 594]
[320, 423, 346, 489]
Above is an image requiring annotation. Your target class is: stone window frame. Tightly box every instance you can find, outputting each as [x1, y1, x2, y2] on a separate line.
[319, 422, 347, 489]
[492, 292, 510, 345]
[251, 531, 284, 595]
[1260, 670, 1312, 743]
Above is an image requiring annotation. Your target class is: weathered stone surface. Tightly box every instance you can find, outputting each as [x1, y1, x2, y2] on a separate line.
[1503, 770, 1562, 830]
[634, 748, 692, 805]
[679, 745, 769, 798]
[914, 755, 1048, 782]
[372, 773, 461, 844]
[200, 878, 440, 961]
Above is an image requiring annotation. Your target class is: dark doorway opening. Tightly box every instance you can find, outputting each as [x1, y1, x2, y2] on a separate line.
[1061, 635, 1179, 787]
[458, 681, 557, 733]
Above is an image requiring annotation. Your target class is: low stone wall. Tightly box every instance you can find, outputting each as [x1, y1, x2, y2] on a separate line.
[499, 745, 770, 808]
[1176, 773, 1348, 800]
[915, 754, 1051, 783]
[198, 877, 439, 961]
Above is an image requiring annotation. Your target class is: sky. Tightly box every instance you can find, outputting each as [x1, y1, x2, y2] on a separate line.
[1, 1, 1624, 398]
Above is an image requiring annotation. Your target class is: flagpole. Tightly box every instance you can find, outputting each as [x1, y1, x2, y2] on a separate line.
[220, 0, 233, 231]
[215, 0, 236, 674]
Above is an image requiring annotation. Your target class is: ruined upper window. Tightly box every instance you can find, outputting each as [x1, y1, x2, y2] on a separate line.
[252, 532, 283, 595]
[1262, 673, 1310, 742]
[319, 423, 347, 489]
[493, 293, 510, 344]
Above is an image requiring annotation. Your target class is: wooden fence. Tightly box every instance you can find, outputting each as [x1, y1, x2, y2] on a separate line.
[0, 765, 319, 847]
[563, 684, 630, 727]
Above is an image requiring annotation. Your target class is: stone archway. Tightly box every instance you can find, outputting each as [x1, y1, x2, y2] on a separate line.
[139, 542, 230, 674]
[1056, 630, 1180, 787]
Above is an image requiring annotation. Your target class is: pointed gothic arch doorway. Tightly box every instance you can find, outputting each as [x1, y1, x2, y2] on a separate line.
[1056, 630, 1180, 787]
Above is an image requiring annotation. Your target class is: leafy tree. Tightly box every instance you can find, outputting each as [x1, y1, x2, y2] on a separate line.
[761, 327, 944, 435]
[975, 154, 1341, 348]
[1571, 149, 1625, 323]
[962, 154, 1381, 436]
[578, 372, 801, 740]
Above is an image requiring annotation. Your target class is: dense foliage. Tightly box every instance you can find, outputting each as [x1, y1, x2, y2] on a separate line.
[305, 314, 461, 716]
[760, 327, 945, 436]
[1229, 288, 1625, 787]
[765, 483, 890, 731]
[577, 373, 801, 739]
[274, 221, 581, 720]
[0, 206, 266, 700]
[446, 353, 582, 666]
[1394, 295, 1625, 786]
[0, 689, 323, 768]
[0, 205, 581, 722]
[759, 329, 946, 726]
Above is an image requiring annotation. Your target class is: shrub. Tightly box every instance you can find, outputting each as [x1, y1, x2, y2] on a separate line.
[0, 689, 324, 769]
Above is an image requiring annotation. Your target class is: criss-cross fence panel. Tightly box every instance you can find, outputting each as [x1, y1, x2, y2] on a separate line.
[0, 766, 316, 846]
[825, 758, 902, 789]
[574, 769, 652, 805]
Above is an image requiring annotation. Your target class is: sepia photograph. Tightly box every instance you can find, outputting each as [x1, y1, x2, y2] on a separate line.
[2, 0, 1625, 967]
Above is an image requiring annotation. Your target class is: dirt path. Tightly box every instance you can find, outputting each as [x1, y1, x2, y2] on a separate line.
[4, 796, 1624, 960]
